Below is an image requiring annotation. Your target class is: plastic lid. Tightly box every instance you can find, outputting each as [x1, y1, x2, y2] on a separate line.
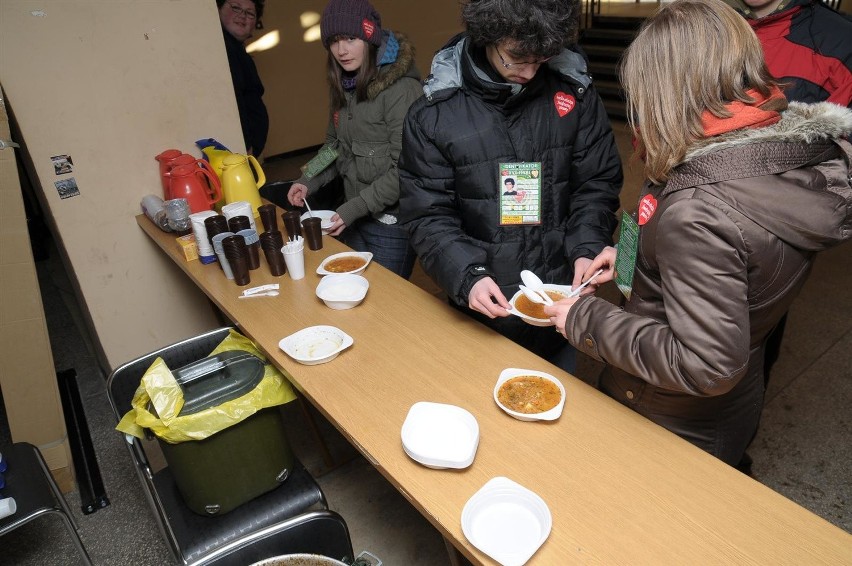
[173, 351, 265, 415]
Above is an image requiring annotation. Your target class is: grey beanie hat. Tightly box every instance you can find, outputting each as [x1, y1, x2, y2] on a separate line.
[320, 0, 382, 48]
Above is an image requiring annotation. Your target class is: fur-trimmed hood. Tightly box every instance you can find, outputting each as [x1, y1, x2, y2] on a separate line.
[686, 102, 852, 160]
[367, 31, 419, 100]
[668, 102, 852, 251]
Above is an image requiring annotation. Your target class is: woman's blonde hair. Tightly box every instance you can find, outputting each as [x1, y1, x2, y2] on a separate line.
[620, 0, 777, 184]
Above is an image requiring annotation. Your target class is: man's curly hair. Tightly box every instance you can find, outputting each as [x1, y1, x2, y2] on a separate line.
[461, 0, 579, 58]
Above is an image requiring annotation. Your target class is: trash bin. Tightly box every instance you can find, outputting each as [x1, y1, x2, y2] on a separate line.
[116, 329, 298, 516]
[158, 351, 295, 516]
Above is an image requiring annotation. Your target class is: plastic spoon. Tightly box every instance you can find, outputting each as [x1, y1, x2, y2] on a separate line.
[303, 198, 314, 219]
[520, 270, 553, 305]
[519, 284, 550, 305]
[568, 268, 604, 297]
[238, 291, 279, 298]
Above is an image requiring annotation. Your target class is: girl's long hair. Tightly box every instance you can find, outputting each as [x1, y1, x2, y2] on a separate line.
[326, 40, 379, 112]
[620, 0, 777, 184]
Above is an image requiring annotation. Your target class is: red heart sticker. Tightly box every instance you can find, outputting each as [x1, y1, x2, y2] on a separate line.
[362, 19, 375, 40]
[554, 92, 576, 117]
[638, 194, 657, 225]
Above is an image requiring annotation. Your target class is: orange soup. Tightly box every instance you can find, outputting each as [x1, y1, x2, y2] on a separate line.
[514, 290, 564, 319]
[497, 376, 562, 414]
[325, 256, 367, 273]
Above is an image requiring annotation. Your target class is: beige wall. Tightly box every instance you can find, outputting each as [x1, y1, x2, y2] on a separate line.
[256, 0, 464, 157]
[0, 1, 231, 370]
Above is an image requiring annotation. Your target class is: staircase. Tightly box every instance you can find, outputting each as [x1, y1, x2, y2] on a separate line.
[579, 15, 644, 121]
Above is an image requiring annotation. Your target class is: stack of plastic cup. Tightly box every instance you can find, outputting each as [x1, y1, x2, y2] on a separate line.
[189, 210, 219, 264]
[258, 204, 278, 232]
[281, 210, 302, 240]
[163, 198, 192, 233]
[237, 229, 261, 270]
[222, 201, 257, 232]
[228, 215, 252, 233]
[281, 235, 305, 280]
[260, 231, 286, 276]
[211, 232, 236, 279]
[221, 235, 251, 286]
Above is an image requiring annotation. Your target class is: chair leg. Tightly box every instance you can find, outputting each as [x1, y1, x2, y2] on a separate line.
[296, 394, 336, 470]
[34, 448, 93, 565]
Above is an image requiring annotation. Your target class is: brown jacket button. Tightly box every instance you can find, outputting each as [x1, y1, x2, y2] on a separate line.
[626, 391, 635, 400]
[584, 337, 594, 348]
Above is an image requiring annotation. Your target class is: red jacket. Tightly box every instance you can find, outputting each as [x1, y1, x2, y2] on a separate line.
[741, 0, 852, 106]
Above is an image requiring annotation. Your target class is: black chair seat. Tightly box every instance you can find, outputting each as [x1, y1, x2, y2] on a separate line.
[152, 459, 326, 564]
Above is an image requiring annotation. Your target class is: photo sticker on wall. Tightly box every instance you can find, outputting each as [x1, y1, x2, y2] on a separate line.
[55, 178, 80, 200]
[51, 154, 73, 175]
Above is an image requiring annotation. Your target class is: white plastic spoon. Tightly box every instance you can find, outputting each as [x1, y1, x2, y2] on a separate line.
[519, 284, 550, 305]
[238, 291, 280, 298]
[520, 270, 553, 305]
[568, 268, 604, 297]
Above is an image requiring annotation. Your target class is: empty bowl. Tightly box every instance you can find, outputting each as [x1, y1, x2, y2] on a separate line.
[493, 368, 566, 422]
[279, 325, 354, 365]
[316, 274, 369, 310]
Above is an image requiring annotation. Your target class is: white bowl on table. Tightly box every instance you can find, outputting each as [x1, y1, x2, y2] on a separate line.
[300, 210, 335, 233]
[316, 251, 373, 276]
[493, 368, 566, 422]
[316, 274, 369, 310]
[278, 325, 354, 365]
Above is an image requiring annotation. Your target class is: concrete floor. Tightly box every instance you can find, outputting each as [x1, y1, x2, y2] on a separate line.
[1, 117, 849, 564]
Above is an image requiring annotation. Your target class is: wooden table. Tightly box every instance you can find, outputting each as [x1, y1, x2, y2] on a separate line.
[138, 214, 851, 565]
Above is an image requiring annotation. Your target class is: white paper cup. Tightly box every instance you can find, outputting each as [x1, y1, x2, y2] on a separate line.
[0, 497, 16, 520]
[282, 247, 305, 280]
[222, 201, 257, 232]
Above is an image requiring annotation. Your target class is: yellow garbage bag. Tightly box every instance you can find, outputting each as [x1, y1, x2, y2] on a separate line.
[116, 329, 296, 443]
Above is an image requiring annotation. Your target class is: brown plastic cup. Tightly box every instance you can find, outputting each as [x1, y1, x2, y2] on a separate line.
[302, 217, 323, 251]
[222, 235, 250, 286]
[262, 246, 286, 276]
[228, 215, 252, 233]
[258, 204, 278, 232]
[282, 210, 302, 240]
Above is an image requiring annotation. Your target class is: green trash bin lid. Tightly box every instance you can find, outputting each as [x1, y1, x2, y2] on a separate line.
[173, 350, 265, 415]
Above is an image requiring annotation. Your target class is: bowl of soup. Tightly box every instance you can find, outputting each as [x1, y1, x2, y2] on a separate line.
[493, 368, 566, 421]
[508, 284, 572, 326]
[316, 251, 373, 276]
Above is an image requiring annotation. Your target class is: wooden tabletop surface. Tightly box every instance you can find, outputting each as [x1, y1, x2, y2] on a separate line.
[138, 213, 851, 565]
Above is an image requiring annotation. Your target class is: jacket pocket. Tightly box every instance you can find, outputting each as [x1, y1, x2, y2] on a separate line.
[352, 140, 391, 185]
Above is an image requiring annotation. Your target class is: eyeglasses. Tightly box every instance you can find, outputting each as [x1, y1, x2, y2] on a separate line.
[495, 45, 551, 70]
[228, 2, 256, 20]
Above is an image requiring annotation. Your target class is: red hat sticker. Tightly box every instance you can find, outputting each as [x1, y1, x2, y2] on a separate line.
[554, 92, 576, 117]
[638, 194, 657, 225]
[361, 19, 375, 40]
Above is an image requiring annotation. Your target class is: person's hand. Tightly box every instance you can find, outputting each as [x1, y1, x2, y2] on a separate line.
[287, 183, 308, 207]
[468, 277, 510, 319]
[544, 296, 581, 337]
[585, 246, 617, 286]
[572, 257, 594, 289]
[327, 213, 346, 237]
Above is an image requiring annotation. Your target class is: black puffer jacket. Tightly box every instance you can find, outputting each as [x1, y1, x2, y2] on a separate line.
[399, 35, 622, 356]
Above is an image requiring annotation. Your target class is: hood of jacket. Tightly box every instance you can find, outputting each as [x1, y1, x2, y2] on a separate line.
[422, 35, 591, 102]
[365, 31, 419, 101]
[667, 102, 852, 251]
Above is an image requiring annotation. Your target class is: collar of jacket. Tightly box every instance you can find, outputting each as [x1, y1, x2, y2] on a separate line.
[364, 31, 418, 101]
[422, 35, 591, 103]
[731, 0, 811, 19]
[663, 102, 852, 193]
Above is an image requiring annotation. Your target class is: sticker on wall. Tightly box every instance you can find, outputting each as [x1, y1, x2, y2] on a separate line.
[55, 178, 80, 200]
[51, 154, 74, 175]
